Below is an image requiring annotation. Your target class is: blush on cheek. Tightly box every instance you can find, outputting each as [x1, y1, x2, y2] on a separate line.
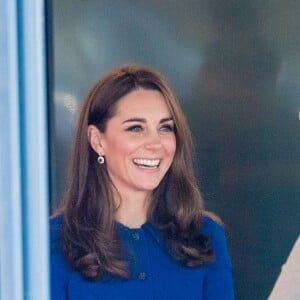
[168, 143, 176, 157]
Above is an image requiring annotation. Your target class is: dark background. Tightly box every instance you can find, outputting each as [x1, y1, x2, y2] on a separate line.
[49, 1, 300, 299]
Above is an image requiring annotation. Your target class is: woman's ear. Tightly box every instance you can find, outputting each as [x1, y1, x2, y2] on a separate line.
[87, 125, 105, 155]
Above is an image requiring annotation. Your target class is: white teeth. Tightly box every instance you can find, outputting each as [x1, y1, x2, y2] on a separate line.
[133, 158, 160, 167]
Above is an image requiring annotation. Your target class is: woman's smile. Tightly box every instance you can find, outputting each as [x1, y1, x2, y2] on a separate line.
[133, 158, 161, 168]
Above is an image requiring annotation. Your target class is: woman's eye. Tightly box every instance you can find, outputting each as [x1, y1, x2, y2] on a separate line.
[160, 124, 175, 132]
[126, 125, 143, 132]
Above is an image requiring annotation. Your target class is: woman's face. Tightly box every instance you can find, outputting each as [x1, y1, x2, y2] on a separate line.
[90, 88, 176, 199]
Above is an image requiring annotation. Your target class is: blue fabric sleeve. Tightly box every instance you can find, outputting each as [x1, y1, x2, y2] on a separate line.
[202, 217, 235, 299]
[50, 216, 69, 300]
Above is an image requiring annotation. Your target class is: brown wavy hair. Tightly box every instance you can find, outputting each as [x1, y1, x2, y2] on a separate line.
[58, 64, 215, 280]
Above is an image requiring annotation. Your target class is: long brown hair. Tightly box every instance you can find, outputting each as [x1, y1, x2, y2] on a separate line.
[58, 64, 215, 280]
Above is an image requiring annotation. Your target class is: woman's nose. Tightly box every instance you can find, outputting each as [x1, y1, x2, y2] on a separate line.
[144, 131, 162, 150]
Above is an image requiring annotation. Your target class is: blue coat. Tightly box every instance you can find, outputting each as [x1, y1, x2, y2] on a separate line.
[50, 215, 234, 299]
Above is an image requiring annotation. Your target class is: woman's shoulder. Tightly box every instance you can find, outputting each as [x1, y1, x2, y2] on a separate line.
[201, 211, 224, 235]
[201, 212, 232, 269]
[49, 214, 63, 251]
[49, 214, 74, 296]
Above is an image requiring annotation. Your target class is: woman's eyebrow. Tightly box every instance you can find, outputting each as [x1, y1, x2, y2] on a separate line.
[122, 118, 146, 124]
[122, 117, 173, 124]
[159, 117, 173, 124]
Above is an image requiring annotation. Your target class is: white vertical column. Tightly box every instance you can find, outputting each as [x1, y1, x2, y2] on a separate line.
[0, 0, 50, 300]
[20, 1, 50, 300]
[0, 1, 24, 299]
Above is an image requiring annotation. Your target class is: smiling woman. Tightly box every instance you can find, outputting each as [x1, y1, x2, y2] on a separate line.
[50, 64, 234, 299]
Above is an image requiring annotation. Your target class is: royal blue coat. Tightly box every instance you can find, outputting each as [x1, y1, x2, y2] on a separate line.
[50, 215, 234, 299]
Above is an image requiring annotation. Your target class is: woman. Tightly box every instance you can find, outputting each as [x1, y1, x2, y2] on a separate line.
[50, 64, 234, 299]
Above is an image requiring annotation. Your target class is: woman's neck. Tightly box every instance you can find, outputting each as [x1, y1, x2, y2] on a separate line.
[114, 192, 151, 229]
